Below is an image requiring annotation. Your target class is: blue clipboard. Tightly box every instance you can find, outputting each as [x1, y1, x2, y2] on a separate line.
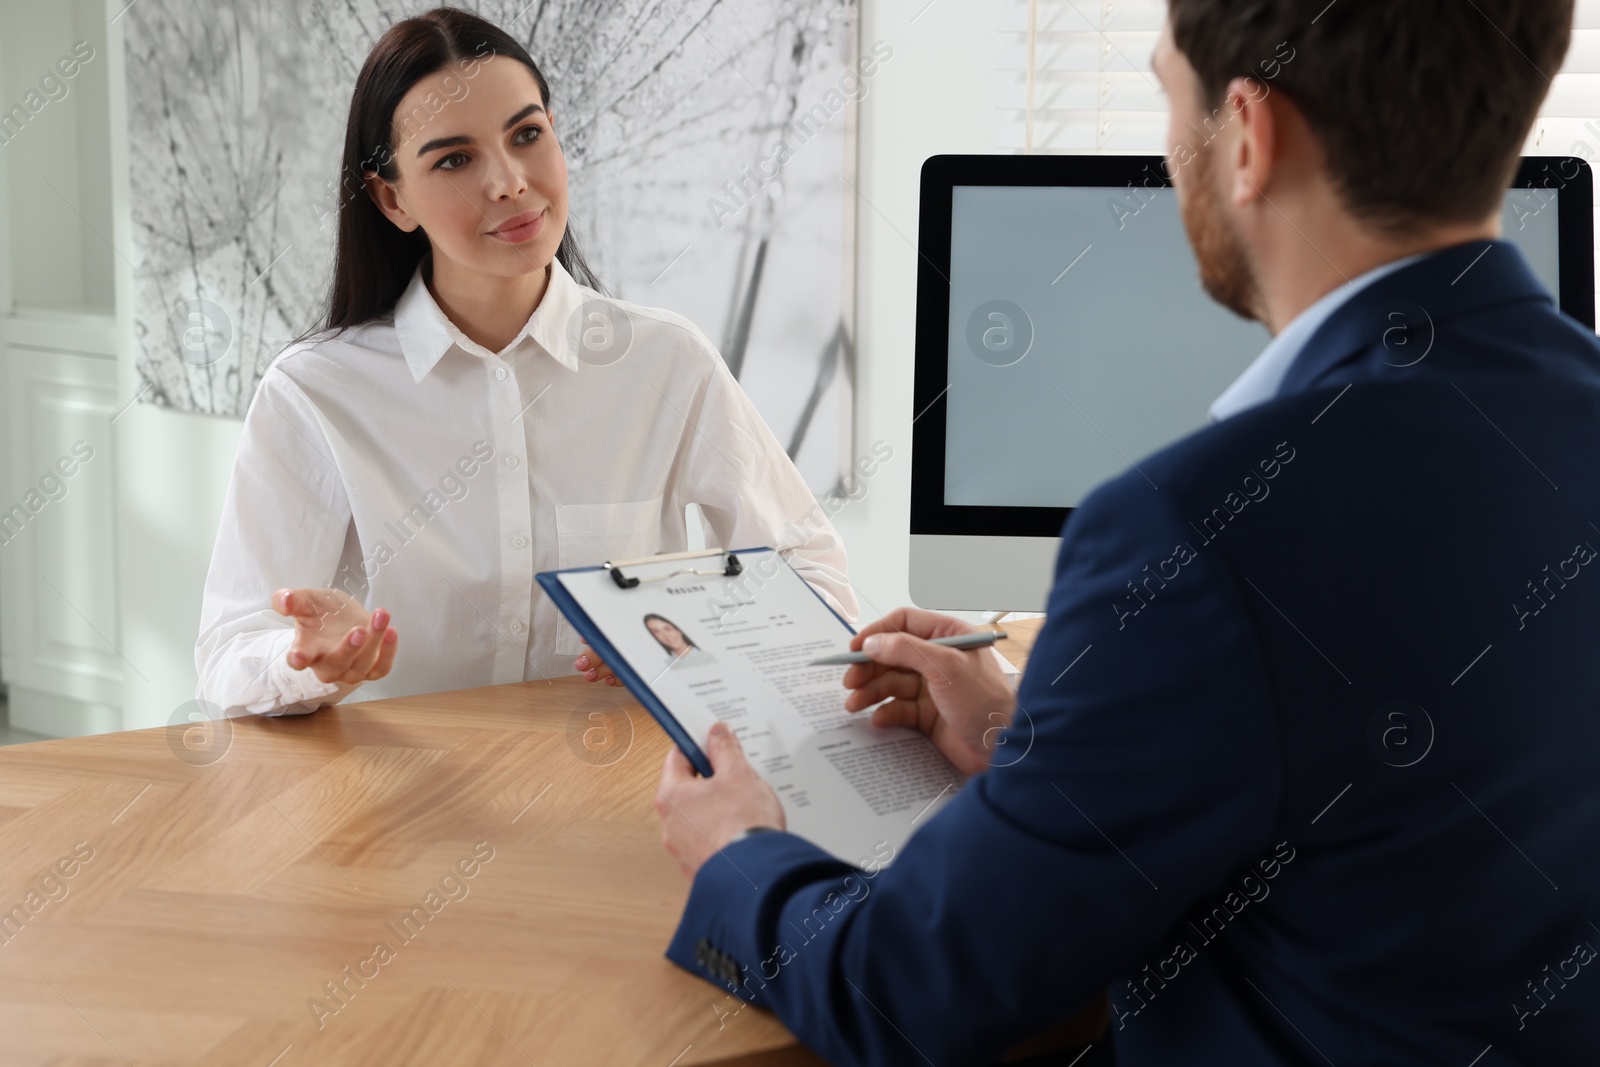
[536, 546, 856, 778]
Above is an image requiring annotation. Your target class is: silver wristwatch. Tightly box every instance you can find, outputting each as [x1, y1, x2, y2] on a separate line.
[729, 825, 781, 846]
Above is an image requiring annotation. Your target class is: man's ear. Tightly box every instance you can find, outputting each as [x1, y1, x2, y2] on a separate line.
[1225, 76, 1277, 208]
[363, 171, 421, 233]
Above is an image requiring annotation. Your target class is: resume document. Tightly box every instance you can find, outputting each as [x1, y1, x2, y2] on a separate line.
[546, 550, 966, 865]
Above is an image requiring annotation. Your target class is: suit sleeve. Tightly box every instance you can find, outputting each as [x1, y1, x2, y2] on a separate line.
[664, 470, 1283, 1065]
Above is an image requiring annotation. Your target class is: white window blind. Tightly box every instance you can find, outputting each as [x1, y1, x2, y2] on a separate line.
[999, 0, 1600, 316]
[1001, 0, 1600, 158]
[996, 0, 1168, 155]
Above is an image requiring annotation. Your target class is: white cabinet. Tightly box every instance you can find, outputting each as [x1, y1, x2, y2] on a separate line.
[0, 312, 121, 735]
[0, 0, 121, 736]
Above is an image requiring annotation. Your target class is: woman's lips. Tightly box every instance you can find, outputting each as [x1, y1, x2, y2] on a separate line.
[489, 210, 544, 243]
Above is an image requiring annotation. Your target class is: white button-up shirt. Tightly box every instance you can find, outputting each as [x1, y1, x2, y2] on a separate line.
[196, 254, 857, 717]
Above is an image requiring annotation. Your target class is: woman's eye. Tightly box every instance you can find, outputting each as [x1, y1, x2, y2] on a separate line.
[433, 127, 538, 170]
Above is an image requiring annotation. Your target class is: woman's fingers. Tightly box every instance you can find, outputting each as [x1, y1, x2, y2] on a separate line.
[304, 619, 376, 685]
[309, 626, 395, 684]
[369, 627, 399, 680]
[277, 587, 347, 629]
[339, 625, 385, 684]
[339, 608, 395, 683]
[346, 612, 396, 682]
[311, 625, 365, 683]
[287, 627, 347, 674]
[278, 592, 389, 684]
[577, 649, 619, 684]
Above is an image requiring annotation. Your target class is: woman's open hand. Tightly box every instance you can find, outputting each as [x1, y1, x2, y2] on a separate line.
[272, 587, 398, 686]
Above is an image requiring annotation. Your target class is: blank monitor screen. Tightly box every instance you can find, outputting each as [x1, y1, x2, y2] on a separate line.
[945, 183, 1567, 511]
[910, 155, 1595, 609]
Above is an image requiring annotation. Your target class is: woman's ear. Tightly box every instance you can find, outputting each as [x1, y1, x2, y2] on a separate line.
[363, 170, 421, 233]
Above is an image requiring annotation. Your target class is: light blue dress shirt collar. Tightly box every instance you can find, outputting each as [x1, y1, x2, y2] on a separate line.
[1209, 252, 1431, 422]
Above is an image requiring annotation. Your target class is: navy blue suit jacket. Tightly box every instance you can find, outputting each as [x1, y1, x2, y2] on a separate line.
[666, 241, 1600, 1065]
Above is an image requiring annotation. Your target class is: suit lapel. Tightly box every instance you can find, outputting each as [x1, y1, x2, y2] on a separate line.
[1275, 240, 1554, 398]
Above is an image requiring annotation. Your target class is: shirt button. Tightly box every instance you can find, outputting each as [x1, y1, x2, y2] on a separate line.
[505, 455, 519, 469]
[495, 367, 508, 381]
[513, 534, 527, 548]
[509, 620, 525, 635]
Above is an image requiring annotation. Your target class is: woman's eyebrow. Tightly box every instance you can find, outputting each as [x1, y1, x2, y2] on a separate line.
[415, 103, 546, 157]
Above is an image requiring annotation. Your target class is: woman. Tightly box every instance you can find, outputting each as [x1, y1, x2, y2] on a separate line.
[643, 615, 717, 671]
[194, 8, 856, 717]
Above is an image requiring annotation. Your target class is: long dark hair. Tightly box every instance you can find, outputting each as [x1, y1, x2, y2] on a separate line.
[297, 7, 602, 346]
[644, 614, 699, 655]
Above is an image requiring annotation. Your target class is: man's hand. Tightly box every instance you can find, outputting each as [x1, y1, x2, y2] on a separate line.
[842, 607, 1017, 777]
[655, 722, 786, 879]
[273, 587, 398, 686]
[575, 638, 620, 686]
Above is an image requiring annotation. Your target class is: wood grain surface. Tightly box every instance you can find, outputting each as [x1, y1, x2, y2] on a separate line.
[0, 679, 816, 1066]
[992, 616, 1046, 671]
[1, 654, 1103, 1065]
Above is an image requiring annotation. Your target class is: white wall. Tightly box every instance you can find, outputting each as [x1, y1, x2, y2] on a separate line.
[1, 0, 113, 314]
[831, 0, 1003, 621]
[106, 6, 243, 731]
[113, 408, 241, 732]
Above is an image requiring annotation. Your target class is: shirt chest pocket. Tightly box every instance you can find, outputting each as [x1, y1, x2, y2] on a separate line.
[551, 497, 664, 656]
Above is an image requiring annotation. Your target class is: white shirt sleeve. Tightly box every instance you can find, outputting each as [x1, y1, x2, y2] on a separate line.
[194, 367, 365, 717]
[675, 343, 860, 624]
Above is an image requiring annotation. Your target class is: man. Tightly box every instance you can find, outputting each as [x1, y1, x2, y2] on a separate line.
[653, 1, 1600, 1063]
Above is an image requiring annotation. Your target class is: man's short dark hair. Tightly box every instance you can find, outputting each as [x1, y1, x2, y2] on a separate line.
[1167, 0, 1574, 235]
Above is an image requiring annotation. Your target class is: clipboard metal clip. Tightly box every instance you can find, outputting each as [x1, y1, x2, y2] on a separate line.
[605, 548, 744, 590]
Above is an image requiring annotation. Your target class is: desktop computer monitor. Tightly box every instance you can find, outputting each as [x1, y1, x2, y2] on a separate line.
[910, 155, 1596, 610]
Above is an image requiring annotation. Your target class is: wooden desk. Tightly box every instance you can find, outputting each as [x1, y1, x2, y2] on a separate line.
[0, 680, 809, 1065]
[0, 670, 1101, 1066]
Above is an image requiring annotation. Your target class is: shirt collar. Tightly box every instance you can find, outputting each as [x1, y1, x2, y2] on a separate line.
[1209, 251, 1431, 423]
[393, 251, 586, 383]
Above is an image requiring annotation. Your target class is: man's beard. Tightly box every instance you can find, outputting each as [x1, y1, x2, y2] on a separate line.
[1179, 143, 1261, 323]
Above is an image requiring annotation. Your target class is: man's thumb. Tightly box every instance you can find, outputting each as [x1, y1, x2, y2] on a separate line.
[706, 722, 745, 770]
